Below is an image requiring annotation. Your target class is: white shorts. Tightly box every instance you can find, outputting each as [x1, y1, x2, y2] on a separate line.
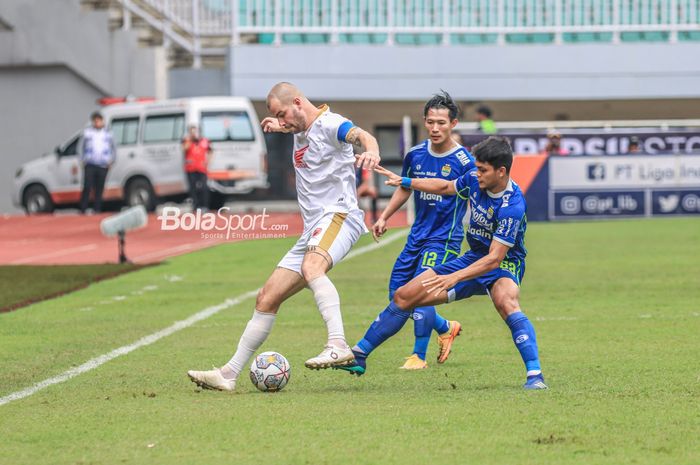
[278, 210, 367, 274]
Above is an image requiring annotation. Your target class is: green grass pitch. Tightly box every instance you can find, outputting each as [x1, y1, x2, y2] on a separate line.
[0, 218, 699, 465]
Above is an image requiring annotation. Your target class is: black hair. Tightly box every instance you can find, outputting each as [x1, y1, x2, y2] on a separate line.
[424, 90, 460, 121]
[476, 105, 492, 118]
[90, 111, 103, 120]
[472, 136, 513, 174]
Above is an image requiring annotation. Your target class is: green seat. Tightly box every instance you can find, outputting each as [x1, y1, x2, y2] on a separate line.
[563, 32, 613, 43]
[282, 33, 304, 44]
[450, 34, 498, 45]
[622, 31, 669, 42]
[370, 34, 388, 44]
[395, 33, 417, 45]
[416, 34, 441, 45]
[620, 32, 643, 42]
[641, 31, 669, 41]
[506, 33, 530, 43]
[337, 33, 387, 45]
[349, 33, 372, 44]
[562, 32, 578, 43]
[680, 31, 700, 41]
[303, 34, 329, 44]
[531, 33, 554, 43]
[257, 33, 275, 44]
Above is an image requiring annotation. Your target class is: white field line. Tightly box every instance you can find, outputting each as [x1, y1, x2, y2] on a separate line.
[131, 242, 210, 262]
[10, 244, 99, 265]
[0, 229, 408, 407]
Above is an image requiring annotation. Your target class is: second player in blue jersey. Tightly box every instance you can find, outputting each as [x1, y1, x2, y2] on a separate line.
[367, 91, 474, 369]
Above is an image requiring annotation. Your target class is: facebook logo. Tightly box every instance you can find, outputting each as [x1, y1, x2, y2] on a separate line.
[587, 163, 606, 181]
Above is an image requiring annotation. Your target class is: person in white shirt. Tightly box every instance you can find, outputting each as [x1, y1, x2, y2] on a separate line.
[78, 112, 115, 213]
[187, 82, 381, 392]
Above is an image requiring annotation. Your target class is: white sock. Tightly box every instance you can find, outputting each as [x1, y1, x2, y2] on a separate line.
[224, 310, 276, 380]
[308, 275, 347, 347]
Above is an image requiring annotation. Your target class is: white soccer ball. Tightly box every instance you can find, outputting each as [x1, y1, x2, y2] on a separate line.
[249, 351, 291, 392]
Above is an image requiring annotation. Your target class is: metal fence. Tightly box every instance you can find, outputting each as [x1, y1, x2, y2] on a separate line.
[117, 0, 700, 65]
[134, 0, 700, 36]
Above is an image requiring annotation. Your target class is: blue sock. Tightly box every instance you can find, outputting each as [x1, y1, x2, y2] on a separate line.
[355, 301, 411, 357]
[411, 306, 435, 360]
[505, 311, 541, 374]
[434, 311, 449, 334]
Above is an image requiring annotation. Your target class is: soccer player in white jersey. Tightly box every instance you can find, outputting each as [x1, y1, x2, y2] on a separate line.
[187, 82, 381, 391]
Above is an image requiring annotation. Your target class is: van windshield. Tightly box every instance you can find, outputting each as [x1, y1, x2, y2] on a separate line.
[201, 111, 255, 142]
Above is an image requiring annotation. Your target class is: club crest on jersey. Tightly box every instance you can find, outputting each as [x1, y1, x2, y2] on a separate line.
[441, 164, 452, 177]
[294, 145, 309, 168]
[487, 207, 494, 219]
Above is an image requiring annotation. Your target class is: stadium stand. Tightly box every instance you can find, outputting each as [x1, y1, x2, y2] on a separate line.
[83, 0, 700, 67]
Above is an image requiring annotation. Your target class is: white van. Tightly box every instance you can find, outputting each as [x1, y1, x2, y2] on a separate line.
[12, 97, 268, 213]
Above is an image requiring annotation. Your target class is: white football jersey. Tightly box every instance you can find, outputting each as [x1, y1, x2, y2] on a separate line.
[292, 106, 366, 233]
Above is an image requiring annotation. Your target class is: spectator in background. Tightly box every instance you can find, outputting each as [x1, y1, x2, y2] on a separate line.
[543, 130, 569, 156]
[476, 105, 497, 134]
[182, 125, 212, 211]
[79, 111, 115, 214]
[628, 136, 641, 154]
[356, 166, 378, 223]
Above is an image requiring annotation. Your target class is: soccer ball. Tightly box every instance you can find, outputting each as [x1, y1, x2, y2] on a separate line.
[249, 351, 291, 392]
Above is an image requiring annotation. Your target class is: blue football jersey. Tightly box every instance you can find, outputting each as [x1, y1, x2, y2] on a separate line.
[453, 170, 528, 262]
[402, 140, 475, 251]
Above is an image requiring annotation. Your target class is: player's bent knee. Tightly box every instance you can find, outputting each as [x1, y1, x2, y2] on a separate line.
[493, 295, 520, 319]
[393, 288, 415, 311]
[256, 288, 281, 313]
[301, 250, 331, 282]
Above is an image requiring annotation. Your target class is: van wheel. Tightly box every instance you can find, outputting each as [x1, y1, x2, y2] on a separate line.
[208, 192, 226, 210]
[23, 185, 54, 214]
[125, 178, 156, 212]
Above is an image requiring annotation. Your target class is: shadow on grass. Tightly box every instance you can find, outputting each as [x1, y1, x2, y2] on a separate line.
[0, 263, 158, 313]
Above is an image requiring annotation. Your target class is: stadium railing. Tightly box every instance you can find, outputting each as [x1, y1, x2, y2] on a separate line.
[116, 0, 700, 64]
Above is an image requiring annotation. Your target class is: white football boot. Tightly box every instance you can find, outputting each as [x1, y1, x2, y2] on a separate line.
[187, 368, 236, 391]
[304, 345, 355, 369]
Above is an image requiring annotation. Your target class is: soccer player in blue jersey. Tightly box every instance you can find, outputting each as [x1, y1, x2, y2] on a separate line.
[371, 91, 475, 370]
[341, 136, 547, 389]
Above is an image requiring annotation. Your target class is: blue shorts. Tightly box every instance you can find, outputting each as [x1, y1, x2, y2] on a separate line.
[430, 250, 526, 303]
[389, 241, 460, 300]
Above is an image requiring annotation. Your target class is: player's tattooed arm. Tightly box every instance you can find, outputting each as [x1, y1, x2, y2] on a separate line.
[346, 127, 381, 170]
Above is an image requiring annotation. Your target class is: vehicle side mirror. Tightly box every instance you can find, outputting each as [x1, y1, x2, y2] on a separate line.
[55, 146, 62, 155]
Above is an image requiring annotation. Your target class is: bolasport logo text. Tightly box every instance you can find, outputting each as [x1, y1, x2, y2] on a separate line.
[158, 207, 289, 240]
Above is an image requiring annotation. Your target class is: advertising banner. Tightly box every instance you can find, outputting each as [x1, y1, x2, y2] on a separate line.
[461, 131, 700, 156]
[545, 155, 700, 219]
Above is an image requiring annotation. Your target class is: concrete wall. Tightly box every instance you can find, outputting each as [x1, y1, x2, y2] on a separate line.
[0, 0, 163, 213]
[230, 42, 700, 101]
[169, 67, 229, 98]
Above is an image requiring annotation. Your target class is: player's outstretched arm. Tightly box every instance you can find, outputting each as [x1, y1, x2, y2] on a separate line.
[422, 241, 509, 296]
[374, 165, 457, 196]
[372, 186, 412, 241]
[346, 127, 380, 170]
